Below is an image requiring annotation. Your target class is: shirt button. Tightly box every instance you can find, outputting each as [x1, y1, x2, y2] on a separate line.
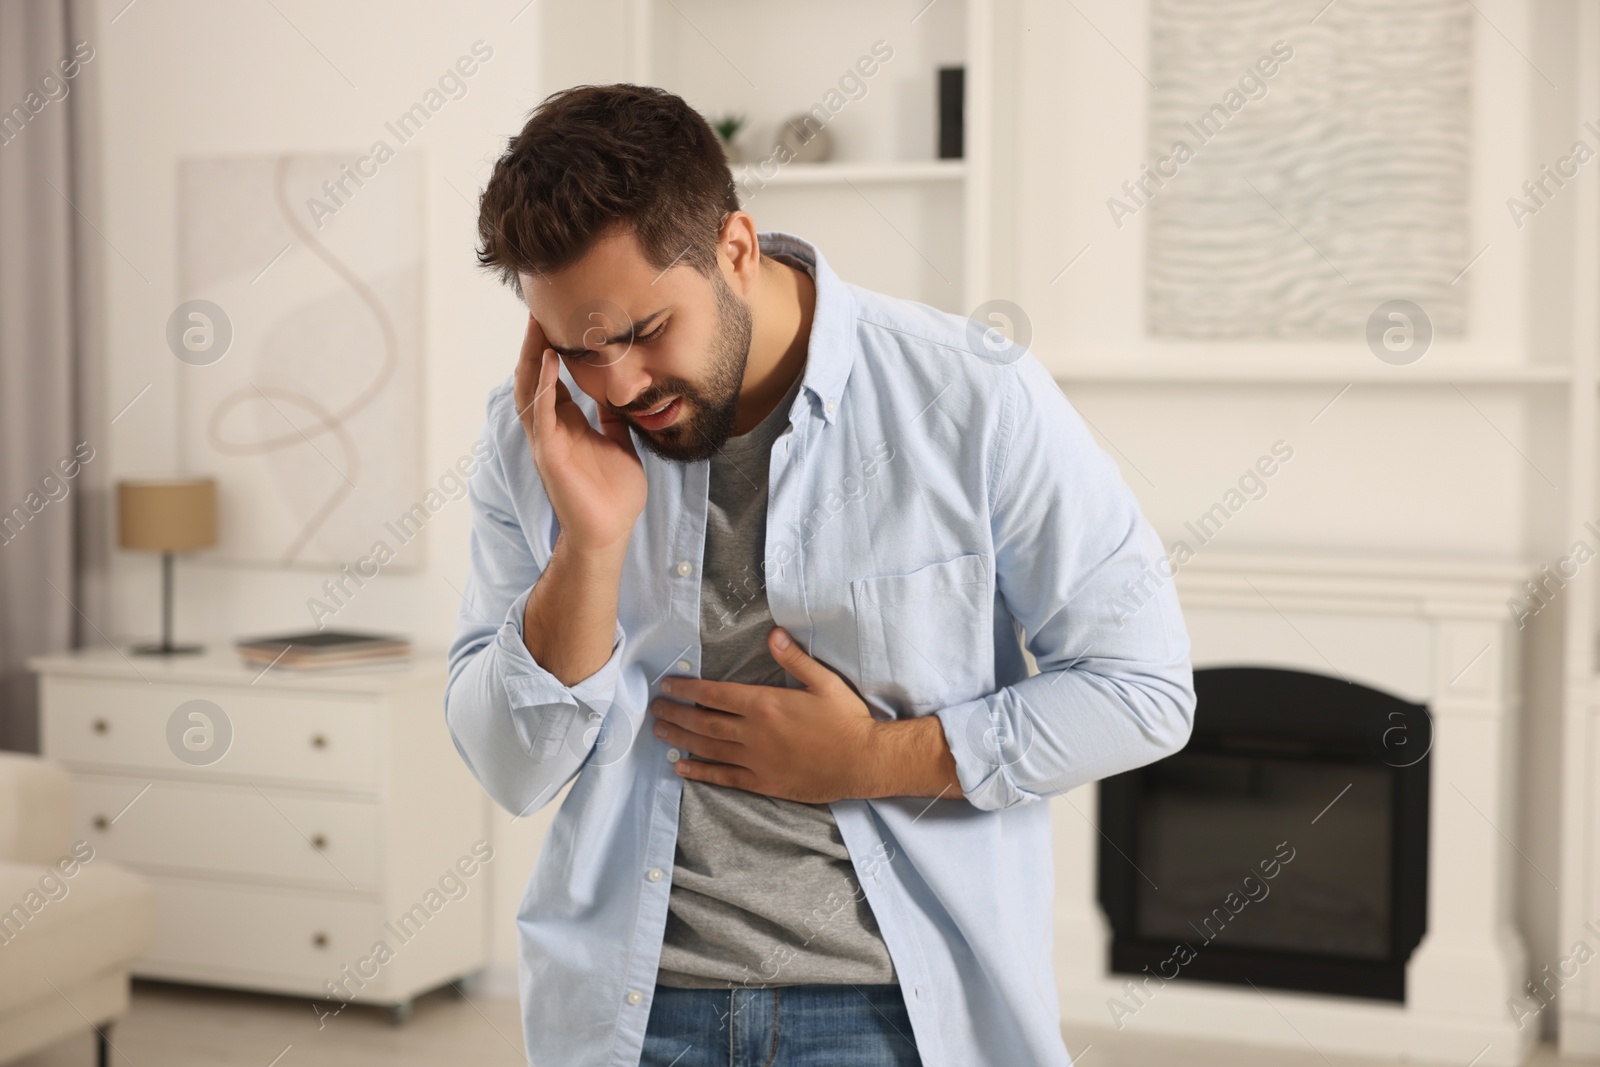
[646, 867, 664, 882]
[666, 747, 682, 763]
[625, 989, 643, 1006]
[674, 560, 692, 577]
[675, 658, 692, 673]
[825, 399, 836, 413]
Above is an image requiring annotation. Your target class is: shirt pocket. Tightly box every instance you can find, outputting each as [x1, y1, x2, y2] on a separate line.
[850, 551, 995, 718]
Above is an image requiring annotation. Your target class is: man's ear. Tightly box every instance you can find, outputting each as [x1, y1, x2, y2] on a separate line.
[717, 211, 761, 297]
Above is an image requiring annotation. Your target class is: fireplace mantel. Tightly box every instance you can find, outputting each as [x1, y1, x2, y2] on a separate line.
[1172, 550, 1533, 621]
[1050, 549, 1538, 1065]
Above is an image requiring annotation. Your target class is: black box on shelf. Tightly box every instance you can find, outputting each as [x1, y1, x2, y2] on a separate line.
[938, 66, 964, 159]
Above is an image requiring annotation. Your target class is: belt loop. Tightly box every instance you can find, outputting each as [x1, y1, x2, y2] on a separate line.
[763, 987, 781, 1067]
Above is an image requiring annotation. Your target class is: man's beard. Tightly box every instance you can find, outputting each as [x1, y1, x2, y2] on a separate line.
[622, 273, 753, 463]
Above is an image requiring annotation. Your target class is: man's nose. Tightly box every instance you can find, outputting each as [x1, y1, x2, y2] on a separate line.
[597, 348, 653, 410]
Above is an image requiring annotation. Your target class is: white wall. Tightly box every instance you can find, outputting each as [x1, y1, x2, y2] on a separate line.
[90, 0, 554, 987]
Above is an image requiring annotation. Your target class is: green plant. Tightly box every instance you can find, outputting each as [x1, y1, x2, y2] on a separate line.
[710, 112, 746, 145]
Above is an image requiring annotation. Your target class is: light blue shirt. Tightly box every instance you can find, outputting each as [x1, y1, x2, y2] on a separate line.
[445, 232, 1196, 1067]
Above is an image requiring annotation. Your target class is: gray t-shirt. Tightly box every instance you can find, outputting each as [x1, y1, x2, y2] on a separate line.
[655, 282, 897, 989]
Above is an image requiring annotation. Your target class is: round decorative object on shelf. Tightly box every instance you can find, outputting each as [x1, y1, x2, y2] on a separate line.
[775, 114, 831, 164]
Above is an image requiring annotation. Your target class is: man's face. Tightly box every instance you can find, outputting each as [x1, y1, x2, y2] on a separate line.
[519, 228, 753, 463]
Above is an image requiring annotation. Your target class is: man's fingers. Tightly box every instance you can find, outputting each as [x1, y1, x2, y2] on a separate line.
[660, 677, 759, 715]
[514, 315, 548, 423]
[526, 347, 567, 446]
[653, 719, 742, 765]
[653, 697, 742, 741]
[513, 314, 631, 461]
[532, 345, 552, 432]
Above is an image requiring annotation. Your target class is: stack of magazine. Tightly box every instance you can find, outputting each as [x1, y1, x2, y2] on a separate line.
[235, 631, 412, 671]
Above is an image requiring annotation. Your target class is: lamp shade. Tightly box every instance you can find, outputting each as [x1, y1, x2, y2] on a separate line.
[117, 478, 217, 552]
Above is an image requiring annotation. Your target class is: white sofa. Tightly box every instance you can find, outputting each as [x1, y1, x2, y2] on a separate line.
[0, 751, 155, 1065]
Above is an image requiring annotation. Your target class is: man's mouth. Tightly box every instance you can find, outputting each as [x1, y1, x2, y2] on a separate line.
[631, 396, 682, 430]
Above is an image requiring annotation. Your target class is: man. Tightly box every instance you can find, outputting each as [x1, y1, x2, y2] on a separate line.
[446, 84, 1195, 1067]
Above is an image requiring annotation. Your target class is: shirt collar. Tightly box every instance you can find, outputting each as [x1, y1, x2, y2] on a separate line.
[757, 231, 855, 426]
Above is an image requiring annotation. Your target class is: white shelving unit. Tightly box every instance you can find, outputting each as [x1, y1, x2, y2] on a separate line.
[731, 160, 966, 187]
[584, 0, 996, 314]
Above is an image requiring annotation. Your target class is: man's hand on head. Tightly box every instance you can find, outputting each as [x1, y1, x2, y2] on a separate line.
[513, 312, 647, 553]
[650, 627, 963, 804]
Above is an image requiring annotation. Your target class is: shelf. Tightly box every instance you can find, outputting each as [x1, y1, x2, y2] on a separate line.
[1048, 358, 1572, 386]
[606, 0, 990, 306]
[733, 160, 966, 187]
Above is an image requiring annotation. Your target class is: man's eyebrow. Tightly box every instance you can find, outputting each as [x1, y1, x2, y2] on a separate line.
[549, 309, 667, 356]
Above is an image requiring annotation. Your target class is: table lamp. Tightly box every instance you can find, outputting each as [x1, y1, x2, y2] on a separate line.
[117, 477, 217, 655]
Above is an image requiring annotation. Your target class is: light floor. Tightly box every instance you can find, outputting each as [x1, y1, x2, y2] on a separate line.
[11, 980, 1586, 1066]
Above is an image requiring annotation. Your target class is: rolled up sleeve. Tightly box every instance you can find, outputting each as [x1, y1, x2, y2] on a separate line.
[498, 587, 626, 760]
[934, 354, 1196, 812]
[444, 386, 628, 817]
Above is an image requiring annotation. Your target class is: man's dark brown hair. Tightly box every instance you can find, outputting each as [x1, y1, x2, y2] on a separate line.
[476, 83, 740, 296]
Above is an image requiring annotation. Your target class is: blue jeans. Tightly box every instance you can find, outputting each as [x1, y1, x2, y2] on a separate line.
[640, 983, 922, 1067]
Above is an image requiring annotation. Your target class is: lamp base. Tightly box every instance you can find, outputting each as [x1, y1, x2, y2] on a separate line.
[131, 642, 205, 656]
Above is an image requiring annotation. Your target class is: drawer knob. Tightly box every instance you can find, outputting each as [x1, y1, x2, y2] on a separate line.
[312, 931, 328, 949]
[311, 834, 328, 850]
[310, 734, 328, 749]
[92, 719, 109, 735]
[92, 815, 109, 831]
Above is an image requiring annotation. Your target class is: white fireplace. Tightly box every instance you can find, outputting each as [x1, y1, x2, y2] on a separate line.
[1050, 549, 1538, 1065]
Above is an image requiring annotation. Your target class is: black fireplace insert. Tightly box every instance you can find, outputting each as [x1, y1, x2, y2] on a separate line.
[1097, 666, 1430, 1001]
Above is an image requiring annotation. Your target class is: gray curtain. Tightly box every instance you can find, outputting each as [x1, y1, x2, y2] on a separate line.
[0, 0, 107, 753]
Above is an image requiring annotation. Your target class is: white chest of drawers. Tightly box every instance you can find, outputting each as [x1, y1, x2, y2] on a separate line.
[30, 648, 490, 1022]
